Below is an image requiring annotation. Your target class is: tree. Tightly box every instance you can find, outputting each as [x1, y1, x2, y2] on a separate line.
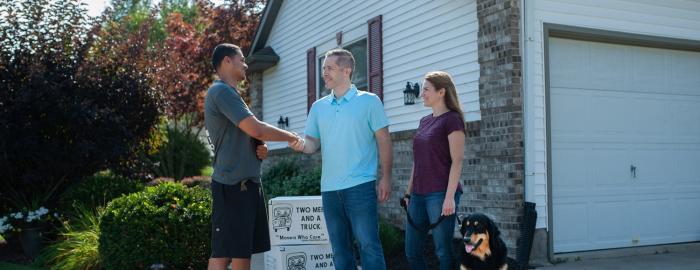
[0, 0, 163, 209]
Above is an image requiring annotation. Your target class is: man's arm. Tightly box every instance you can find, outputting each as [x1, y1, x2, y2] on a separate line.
[238, 115, 299, 143]
[376, 127, 392, 203]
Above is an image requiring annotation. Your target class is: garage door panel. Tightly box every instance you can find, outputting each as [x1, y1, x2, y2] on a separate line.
[670, 51, 700, 92]
[551, 37, 700, 252]
[675, 149, 700, 186]
[552, 201, 589, 251]
[589, 147, 630, 189]
[551, 88, 589, 138]
[635, 197, 675, 238]
[551, 145, 588, 192]
[675, 197, 700, 234]
[587, 94, 632, 136]
[550, 38, 590, 89]
[631, 47, 668, 93]
[632, 97, 670, 137]
[671, 99, 700, 138]
[589, 43, 628, 91]
[634, 148, 675, 188]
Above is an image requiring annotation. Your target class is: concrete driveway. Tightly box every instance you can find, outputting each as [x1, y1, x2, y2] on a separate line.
[535, 249, 700, 270]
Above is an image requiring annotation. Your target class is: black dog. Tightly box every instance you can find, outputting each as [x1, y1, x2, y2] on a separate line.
[458, 213, 516, 270]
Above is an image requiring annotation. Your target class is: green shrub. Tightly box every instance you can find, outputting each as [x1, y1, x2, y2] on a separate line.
[262, 159, 320, 201]
[59, 171, 144, 215]
[99, 183, 211, 270]
[37, 206, 102, 270]
[200, 165, 213, 177]
[379, 219, 404, 256]
[282, 167, 321, 196]
[150, 126, 211, 180]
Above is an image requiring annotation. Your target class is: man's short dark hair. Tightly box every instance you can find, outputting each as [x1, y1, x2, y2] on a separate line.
[212, 43, 242, 71]
[324, 49, 355, 75]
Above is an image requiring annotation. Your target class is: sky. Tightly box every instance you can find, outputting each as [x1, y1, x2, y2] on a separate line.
[81, 0, 226, 17]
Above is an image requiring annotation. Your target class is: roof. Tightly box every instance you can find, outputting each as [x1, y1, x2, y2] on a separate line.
[246, 0, 283, 72]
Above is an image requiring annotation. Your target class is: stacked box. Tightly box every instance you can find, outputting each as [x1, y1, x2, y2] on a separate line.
[266, 196, 334, 270]
[268, 196, 329, 246]
[264, 244, 335, 270]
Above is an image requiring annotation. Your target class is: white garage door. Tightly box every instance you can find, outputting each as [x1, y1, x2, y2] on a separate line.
[550, 37, 700, 253]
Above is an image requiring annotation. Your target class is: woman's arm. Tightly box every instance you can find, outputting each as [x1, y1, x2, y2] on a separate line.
[404, 163, 415, 206]
[443, 130, 465, 215]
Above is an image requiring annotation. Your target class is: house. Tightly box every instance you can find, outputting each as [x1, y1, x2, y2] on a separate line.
[246, 0, 700, 263]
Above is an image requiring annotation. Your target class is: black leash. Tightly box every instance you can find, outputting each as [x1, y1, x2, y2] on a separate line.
[400, 194, 450, 231]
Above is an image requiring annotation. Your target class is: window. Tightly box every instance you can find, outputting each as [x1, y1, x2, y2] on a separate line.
[317, 39, 368, 98]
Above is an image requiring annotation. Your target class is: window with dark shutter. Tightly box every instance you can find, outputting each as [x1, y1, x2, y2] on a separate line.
[318, 39, 368, 98]
[367, 15, 383, 101]
[307, 47, 316, 114]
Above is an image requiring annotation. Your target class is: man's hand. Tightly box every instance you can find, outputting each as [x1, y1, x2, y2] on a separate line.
[377, 177, 391, 203]
[289, 136, 305, 152]
[256, 143, 268, 160]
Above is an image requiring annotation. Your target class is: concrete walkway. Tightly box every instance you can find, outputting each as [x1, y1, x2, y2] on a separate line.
[253, 247, 700, 270]
[251, 253, 265, 270]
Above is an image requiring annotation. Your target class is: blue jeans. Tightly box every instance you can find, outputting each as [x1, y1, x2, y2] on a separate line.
[322, 181, 386, 270]
[405, 191, 462, 270]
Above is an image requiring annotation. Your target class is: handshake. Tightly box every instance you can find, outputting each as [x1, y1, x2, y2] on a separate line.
[288, 133, 305, 152]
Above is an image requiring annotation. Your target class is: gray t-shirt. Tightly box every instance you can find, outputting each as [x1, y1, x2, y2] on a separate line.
[204, 80, 261, 185]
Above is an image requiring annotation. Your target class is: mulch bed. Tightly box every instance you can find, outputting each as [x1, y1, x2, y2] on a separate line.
[383, 233, 464, 270]
[0, 238, 34, 265]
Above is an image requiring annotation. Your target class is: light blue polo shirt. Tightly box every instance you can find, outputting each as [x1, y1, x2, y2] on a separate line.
[305, 85, 389, 192]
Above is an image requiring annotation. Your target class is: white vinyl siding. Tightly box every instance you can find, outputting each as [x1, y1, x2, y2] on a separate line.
[262, 0, 479, 149]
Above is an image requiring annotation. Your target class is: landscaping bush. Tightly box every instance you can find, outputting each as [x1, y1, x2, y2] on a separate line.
[379, 219, 404, 257]
[282, 167, 321, 196]
[262, 159, 321, 201]
[98, 183, 211, 270]
[37, 206, 102, 270]
[149, 125, 211, 181]
[59, 171, 144, 216]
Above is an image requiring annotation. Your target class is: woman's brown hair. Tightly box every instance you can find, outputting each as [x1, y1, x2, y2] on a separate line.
[424, 71, 465, 125]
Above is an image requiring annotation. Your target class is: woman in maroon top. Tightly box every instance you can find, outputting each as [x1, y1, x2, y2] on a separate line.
[404, 71, 465, 270]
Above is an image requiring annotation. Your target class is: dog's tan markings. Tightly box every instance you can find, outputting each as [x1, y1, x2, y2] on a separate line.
[499, 264, 508, 270]
[472, 230, 491, 261]
[474, 221, 478, 226]
[460, 266, 473, 270]
[466, 221, 470, 226]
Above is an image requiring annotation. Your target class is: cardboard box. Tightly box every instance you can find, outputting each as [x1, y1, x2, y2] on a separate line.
[264, 244, 335, 270]
[268, 196, 329, 246]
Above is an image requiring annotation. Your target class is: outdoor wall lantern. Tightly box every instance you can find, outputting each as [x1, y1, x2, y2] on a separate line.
[403, 81, 420, 105]
[277, 115, 289, 129]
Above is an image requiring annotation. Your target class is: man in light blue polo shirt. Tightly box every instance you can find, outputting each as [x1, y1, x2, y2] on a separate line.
[291, 49, 392, 270]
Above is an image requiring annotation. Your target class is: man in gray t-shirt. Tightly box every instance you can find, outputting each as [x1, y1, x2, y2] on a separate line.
[205, 43, 300, 270]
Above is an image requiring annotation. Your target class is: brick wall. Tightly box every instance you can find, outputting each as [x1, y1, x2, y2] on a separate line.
[474, 0, 524, 253]
[248, 72, 263, 119]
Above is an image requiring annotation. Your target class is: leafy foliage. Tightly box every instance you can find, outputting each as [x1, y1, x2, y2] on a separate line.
[262, 159, 321, 202]
[379, 219, 404, 257]
[37, 206, 103, 270]
[149, 125, 211, 181]
[0, 0, 162, 209]
[59, 171, 144, 216]
[99, 183, 211, 270]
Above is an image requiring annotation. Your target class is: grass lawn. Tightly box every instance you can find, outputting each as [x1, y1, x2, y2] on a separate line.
[0, 262, 45, 270]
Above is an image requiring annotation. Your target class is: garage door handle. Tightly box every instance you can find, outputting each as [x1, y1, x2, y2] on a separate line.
[630, 165, 637, 178]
